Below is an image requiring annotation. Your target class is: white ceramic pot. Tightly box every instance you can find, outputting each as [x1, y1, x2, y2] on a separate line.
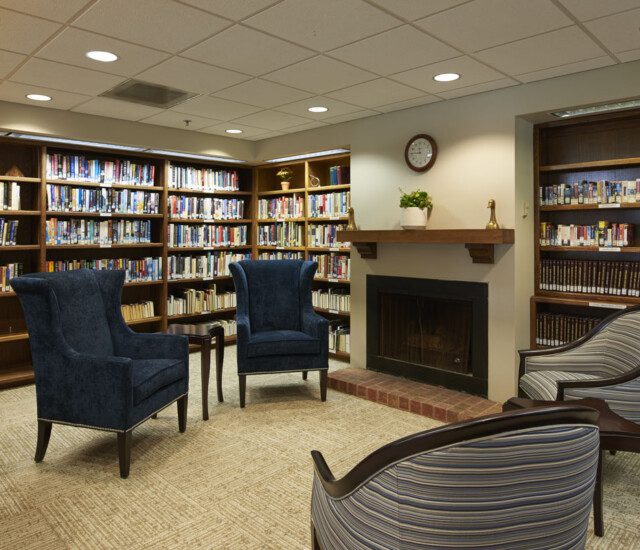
[280, 181, 290, 191]
[401, 207, 426, 229]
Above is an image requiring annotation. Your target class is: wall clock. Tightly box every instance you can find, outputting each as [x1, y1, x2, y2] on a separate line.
[405, 134, 437, 172]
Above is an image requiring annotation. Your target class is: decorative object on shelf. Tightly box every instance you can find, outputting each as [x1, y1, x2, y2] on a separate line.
[309, 174, 320, 187]
[404, 134, 437, 173]
[486, 199, 500, 229]
[276, 166, 294, 191]
[346, 207, 357, 231]
[399, 188, 432, 229]
[4, 165, 24, 178]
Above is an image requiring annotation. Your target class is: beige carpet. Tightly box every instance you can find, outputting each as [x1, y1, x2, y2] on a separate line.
[1, 348, 639, 549]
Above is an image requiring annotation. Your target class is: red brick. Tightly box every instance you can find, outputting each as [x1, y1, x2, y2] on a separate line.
[433, 406, 447, 421]
[388, 393, 399, 408]
[377, 391, 388, 405]
[410, 400, 421, 414]
[337, 379, 347, 393]
[421, 402, 434, 417]
[367, 388, 378, 401]
[398, 396, 410, 411]
[347, 382, 357, 395]
[357, 385, 367, 398]
[446, 409, 459, 423]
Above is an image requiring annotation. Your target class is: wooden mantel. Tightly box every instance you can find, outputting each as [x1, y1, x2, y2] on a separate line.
[338, 229, 515, 264]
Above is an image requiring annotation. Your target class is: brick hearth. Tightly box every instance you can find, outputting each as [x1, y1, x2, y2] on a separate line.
[329, 368, 501, 422]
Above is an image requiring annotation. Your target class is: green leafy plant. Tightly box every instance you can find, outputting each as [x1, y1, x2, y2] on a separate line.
[399, 188, 432, 209]
[276, 166, 294, 181]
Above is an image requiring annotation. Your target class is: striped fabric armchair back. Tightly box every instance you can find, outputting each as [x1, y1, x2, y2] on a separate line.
[311, 407, 599, 550]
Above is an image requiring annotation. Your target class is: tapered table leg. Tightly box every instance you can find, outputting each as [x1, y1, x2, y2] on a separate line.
[594, 450, 604, 537]
[215, 331, 224, 403]
[201, 337, 211, 421]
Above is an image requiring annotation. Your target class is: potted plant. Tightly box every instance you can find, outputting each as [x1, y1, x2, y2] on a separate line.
[276, 166, 294, 190]
[399, 188, 432, 229]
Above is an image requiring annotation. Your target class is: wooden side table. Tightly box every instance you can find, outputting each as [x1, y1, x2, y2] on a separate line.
[167, 322, 225, 421]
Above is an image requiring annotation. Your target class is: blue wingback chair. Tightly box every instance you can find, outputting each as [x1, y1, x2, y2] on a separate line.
[229, 260, 329, 407]
[11, 269, 189, 478]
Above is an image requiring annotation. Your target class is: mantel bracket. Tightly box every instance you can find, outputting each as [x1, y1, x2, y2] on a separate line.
[465, 243, 495, 264]
[352, 242, 377, 259]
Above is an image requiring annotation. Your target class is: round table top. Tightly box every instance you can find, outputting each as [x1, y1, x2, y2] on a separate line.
[167, 321, 224, 338]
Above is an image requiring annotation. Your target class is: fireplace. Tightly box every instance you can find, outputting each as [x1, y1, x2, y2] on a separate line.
[367, 275, 488, 396]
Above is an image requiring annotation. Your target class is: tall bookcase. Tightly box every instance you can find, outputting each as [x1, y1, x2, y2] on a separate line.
[532, 109, 640, 347]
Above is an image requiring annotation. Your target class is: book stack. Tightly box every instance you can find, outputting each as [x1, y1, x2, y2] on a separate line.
[329, 321, 350, 353]
[218, 319, 237, 337]
[540, 179, 640, 205]
[312, 288, 350, 312]
[536, 313, 601, 347]
[309, 253, 350, 280]
[168, 251, 251, 280]
[540, 221, 634, 247]
[258, 195, 304, 219]
[308, 191, 350, 218]
[0, 182, 20, 211]
[329, 165, 350, 185]
[168, 224, 248, 248]
[46, 154, 156, 185]
[258, 222, 303, 247]
[46, 257, 162, 282]
[121, 301, 155, 322]
[169, 166, 239, 191]
[257, 251, 304, 260]
[47, 184, 160, 214]
[46, 218, 151, 245]
[167, 286, 236, 316]
[0, 218, 19, 245]
[1, 262, 22, 291]
[168, 195, 244, 220]
[308, 223, 348, 247]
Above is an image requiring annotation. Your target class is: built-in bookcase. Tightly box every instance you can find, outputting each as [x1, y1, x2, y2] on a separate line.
[532, 109, 640, 347]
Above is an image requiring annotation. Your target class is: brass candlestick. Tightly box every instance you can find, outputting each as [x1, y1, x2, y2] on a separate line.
[486, 199, 500, 230]
[346, 207, 357, 231]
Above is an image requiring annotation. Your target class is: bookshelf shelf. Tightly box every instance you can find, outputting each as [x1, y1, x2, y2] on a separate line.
[167, 187, 251, 196]
[257, 245, 305, 251]
[124, 280, 163, 287]
[0, 210, 40, 216]
[126, 316, 163, 325]
[0, 176, 40, 183]
[540, 246, 640, 253]
[46, 211, 163, 219]
[307, 247, 351, 253]
[168, 307, 236, 320]
[168, 276, 232, 284]
[168, 218, 251, 224]
[46, 243, 164, 249]
[0, 245, 40, 251]
[314, 277, 351, 284]
[0, 364, 34, 387]
[540, 204, 640, 212]
[256, 218, 306, 223]
[535, 291, 640, 307]
[307, 184, 351, 192]
[257, 188, 305, 196]
[0, 331, 29, 343]
[539, 156, 640, 172]
[0, 291, 16, 298]
[314, 306, 350, 317]
[329, 350, 350, 360]
[167, 245, 251, 252]
[47, 180, 163, 192]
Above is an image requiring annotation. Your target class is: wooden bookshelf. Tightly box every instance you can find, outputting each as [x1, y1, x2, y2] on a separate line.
[532, 109, 640, 348]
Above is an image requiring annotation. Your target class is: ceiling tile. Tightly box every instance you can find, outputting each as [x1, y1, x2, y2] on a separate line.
[516, 56, 614, 83]
[0, 81, 90, 110]
[231, 110, 313, 130]
[328, 25, 459, 75]
[584, 8, 640, 54]
[618, 48, 640, 62]
[213, 79, 312, 108]
[0, 0, 90, 22]
[0, 8, 60, 54]
[391, 56, 503, 93]
[275, 96, 361, 118]
[179, 0, 281, 20]
[263, 56, 377, 94]
[0, 49, 25, 78]
[198, 122, 268, 138]
[72, 0, 230, 53]
[281, 120, 328, 131]
[139, 110, 220, 130]
[136, 57, 249, 95]
[416, 0, 573, 52]
[327, 78, 423, 109]
[36, 28, 171, 77]
[475, 26, 607, 75]
[247, 130, 284, 141]
[375, 95, 440, 112]
[10, 58, 125, 95]
[171, 95, 261, 120]
[322, 109, 380, 123]
[366, 0, 471, 21]
[182, 25, 314, 76]
[71, 97, 163, 120]
[436, 77, 517, 99]
[558, 0, 640, 21]
[244, 0, 401, 51]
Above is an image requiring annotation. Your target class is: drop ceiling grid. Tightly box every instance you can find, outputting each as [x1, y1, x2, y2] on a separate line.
[0, 0, 636, 140]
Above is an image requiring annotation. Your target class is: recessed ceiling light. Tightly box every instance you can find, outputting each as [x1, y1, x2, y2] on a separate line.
[86, 50, 118, 62]
[433, 73, 460, 82]
[225, 129, 243, 134]
[26, 93, 51, 102]
[308, 106, 328, 113]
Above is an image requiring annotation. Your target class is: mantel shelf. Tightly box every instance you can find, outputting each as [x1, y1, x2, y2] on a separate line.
[337, 229, 515, 263]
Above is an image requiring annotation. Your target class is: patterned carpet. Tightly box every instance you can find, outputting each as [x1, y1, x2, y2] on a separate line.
[1, 348, 639, 549]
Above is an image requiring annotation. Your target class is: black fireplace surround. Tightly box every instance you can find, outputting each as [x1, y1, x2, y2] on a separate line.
[367, 275, 488, 396]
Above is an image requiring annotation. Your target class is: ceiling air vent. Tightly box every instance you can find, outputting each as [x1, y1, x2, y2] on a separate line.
[100, 80, 196, 109]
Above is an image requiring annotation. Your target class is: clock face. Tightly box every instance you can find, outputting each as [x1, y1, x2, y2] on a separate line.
[405, 134, 437, 172]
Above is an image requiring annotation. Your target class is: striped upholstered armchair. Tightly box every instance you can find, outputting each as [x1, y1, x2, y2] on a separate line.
[519, 306, 640, 424]
[310, 406, 599, 549]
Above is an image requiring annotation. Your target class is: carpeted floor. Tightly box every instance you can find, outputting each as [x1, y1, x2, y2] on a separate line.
[1, 348, 639, 549]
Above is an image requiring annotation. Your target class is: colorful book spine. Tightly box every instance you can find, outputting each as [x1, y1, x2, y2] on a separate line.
[308, 191, 350, 218]
[0, 262, 23, 291]
[539, 221, 634, 247]
[168, 195, 244, 220]
[168, 252, 251, 279]
[257, 251, 304, 260]
[167, 224, 248, 248]
[312, 289, 350, 312]
[540, 179, 640, 206]
[257, 194, 304, 219]
[258, 222, 303, 247]
[0, 182, 20, 211]
[536, 313, 601, 347]
[46, 154, 156, 185]
[47, 184, 159, 214]
[167, 286, 237, 316]
[308, 223, 349, 247]
[309, 253, 350, 280]
[0, 218, 19, 245]
[45, 218, 151, 245]
[45, 257, 162, 282]
[169, 166, 239, 191]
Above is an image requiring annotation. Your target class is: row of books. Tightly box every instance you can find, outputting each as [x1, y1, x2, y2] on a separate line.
[168, 196, 245, 220]
[169, 166, 239, 191]
[167, 252, 251, 279]
[0, 262, 22, 291]
[45, 218, 152, 245]
[309, 253, 350, 280]
[218, 319, 237, 337]
[539, 259, 640, 296]
[258, 195, 303, 219]
[257, 251, 303, 260]
[308, 223, 348, 248]
[328, 165, 350, 186]
[167, 224, 248, 248]
[46, 184, 160, 214]
[308, 191, 350, 218]
[167, 287, 236, 316]
[121, 301, 155, 322]
[46, 257, 162, 282]
[539, 222, 634, 247]
[312, 289, 350, 313]
[536, 313, 601, 347]
[540, 180, 640, 206]
[0, 218, 19, 246]
[0, 182, 20, 211]
[258, 222, 303, 247]
[46, 154, 156, 185]
[329, 321, 350, 353]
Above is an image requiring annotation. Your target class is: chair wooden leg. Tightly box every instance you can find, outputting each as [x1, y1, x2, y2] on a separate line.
[609, 450, 617, 456]
[239, 375, 246, 408]
[311, 521, 321, 550]
[177, 395, 188, 433]
[594, 450, 604, 537]
[117, 430, 132, 479]
[215, 333, 225, 403]
[151, 413, 158, 419]
[320, 370, 328, 402]
[34, 420, 52, 463]
[302, 370, 308, 380]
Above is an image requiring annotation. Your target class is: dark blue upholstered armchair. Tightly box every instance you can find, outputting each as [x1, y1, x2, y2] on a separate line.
[10, 269, 189, 478]
[229, 260, 329, 407]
